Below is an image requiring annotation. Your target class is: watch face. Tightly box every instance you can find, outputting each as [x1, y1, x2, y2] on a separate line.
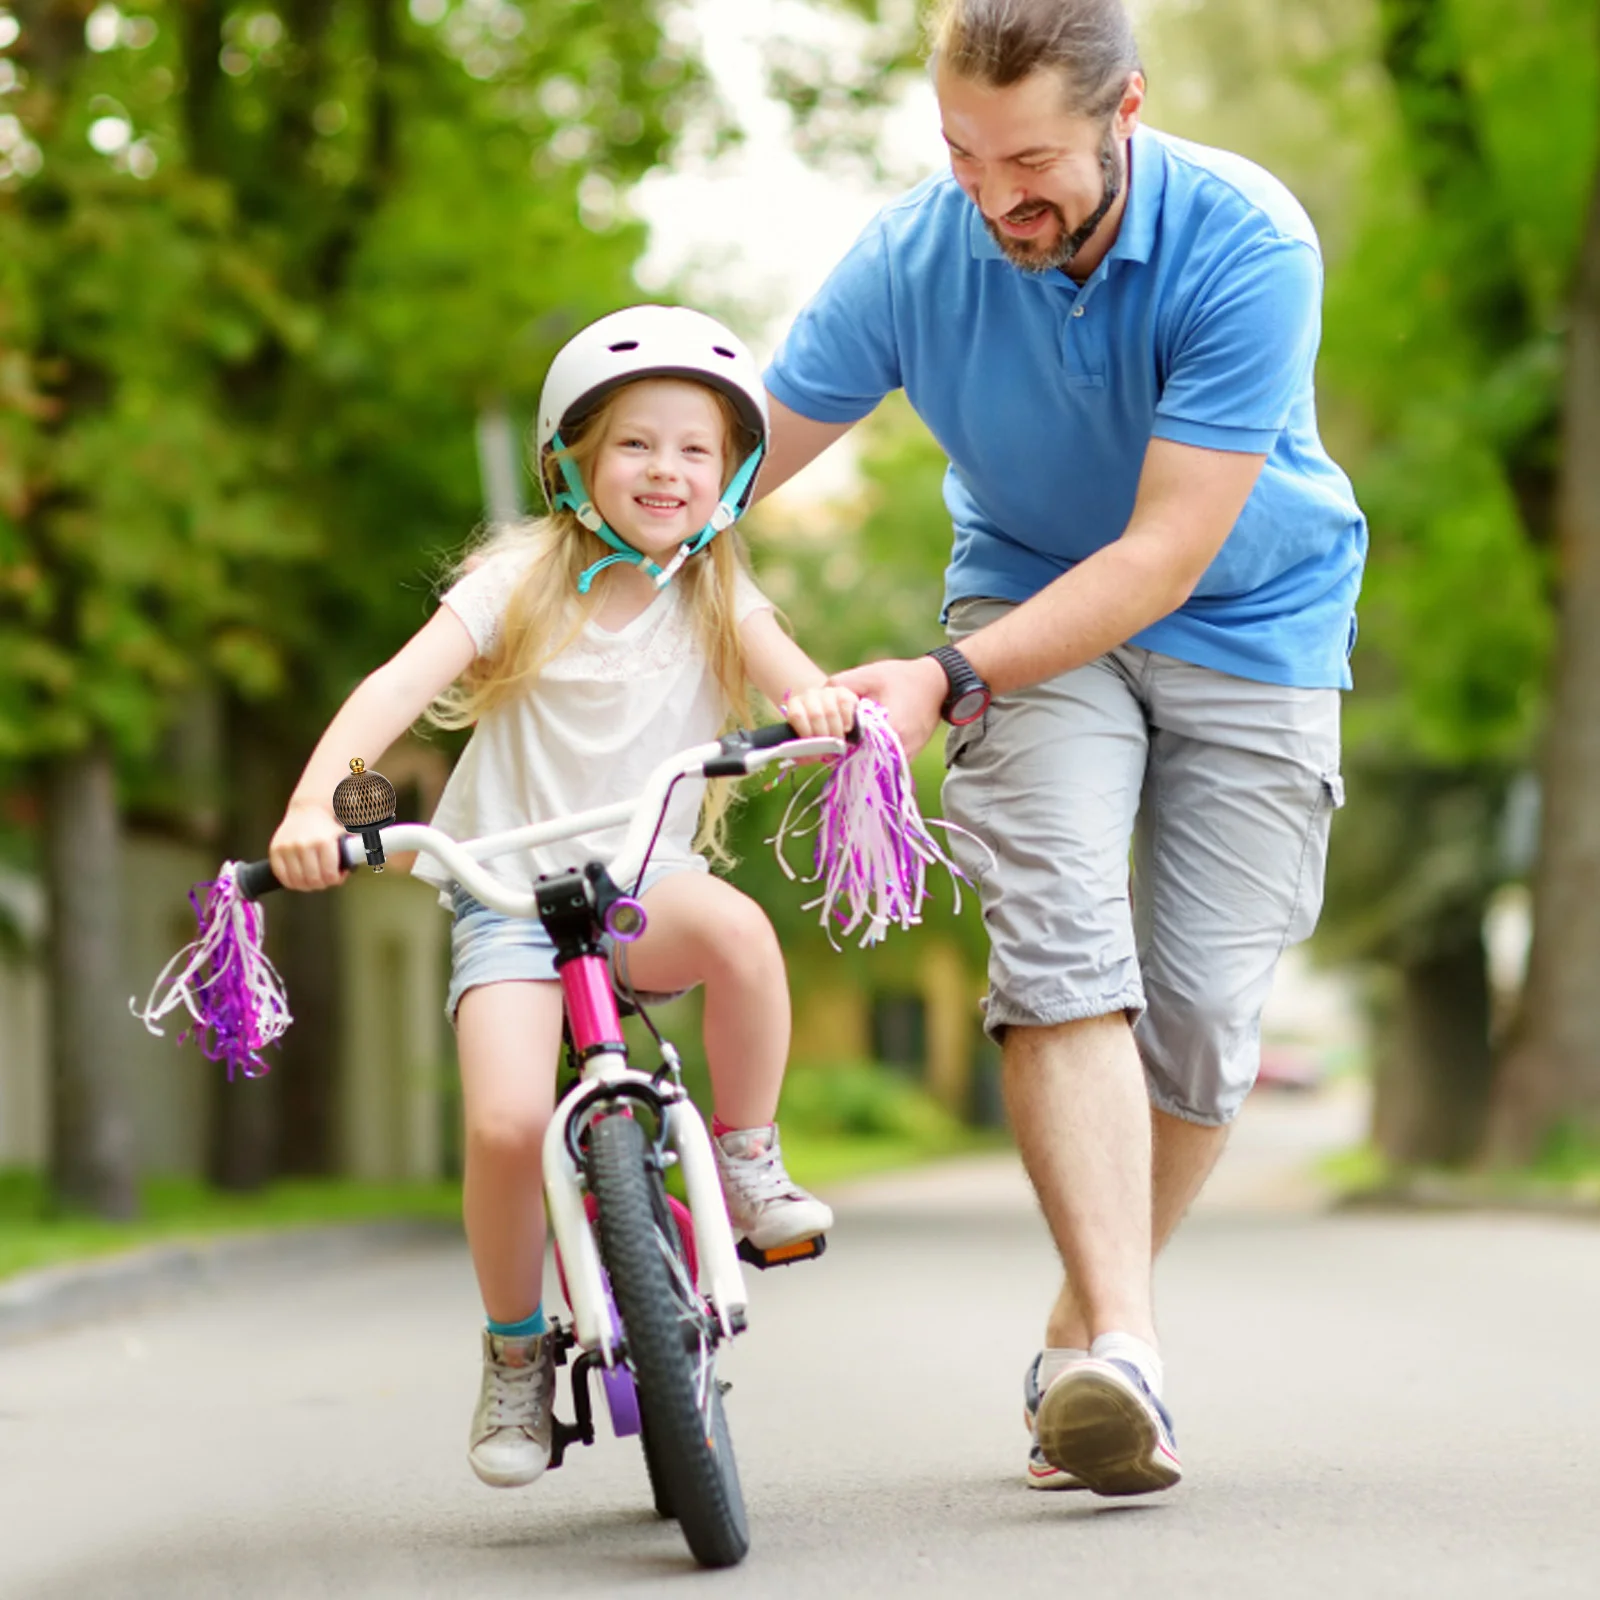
[948, 686, 989, 725]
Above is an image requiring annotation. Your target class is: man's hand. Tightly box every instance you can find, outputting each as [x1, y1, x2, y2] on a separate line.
[828, 656, 949, 758]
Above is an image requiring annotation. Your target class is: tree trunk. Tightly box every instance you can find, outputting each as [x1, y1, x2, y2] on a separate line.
[205, 699, 283, 1191]
[1487, 158, 1600, 1162]
[43, 739, 138, 1218]
[272, 877, 343, 1178]
[207, 697, 343, 1184]
[1372, 928, 1494, 1167]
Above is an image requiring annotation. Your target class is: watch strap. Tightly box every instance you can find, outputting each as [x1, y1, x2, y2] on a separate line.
[926, 645, 989, 723]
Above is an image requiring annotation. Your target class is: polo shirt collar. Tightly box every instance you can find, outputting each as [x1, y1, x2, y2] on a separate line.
[1107, 124, 1161, 266]
[965, 123, 1164, 268]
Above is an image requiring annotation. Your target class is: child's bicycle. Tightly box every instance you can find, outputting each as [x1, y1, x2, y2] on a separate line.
[233, 721, 846, 1570]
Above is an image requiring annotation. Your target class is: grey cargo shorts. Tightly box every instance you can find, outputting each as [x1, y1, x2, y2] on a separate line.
[943, 597, 1345, 1127]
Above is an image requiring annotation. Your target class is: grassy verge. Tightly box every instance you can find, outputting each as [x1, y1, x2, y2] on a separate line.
[0, 1172, 462, 1285]
[0, 1066, 996, 1284]
[1321, 1134, 1600, 1210]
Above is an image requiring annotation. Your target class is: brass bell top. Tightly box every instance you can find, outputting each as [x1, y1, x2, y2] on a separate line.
[332, 760, 397, 831]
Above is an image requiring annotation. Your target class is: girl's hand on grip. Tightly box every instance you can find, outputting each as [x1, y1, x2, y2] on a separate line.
[782, 683, 858, 742]
[269, 803, 349, 891]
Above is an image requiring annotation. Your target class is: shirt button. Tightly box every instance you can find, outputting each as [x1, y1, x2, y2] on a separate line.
[1072, 305, 1086, 318]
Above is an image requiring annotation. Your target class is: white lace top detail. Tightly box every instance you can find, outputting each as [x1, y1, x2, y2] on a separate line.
[413, 550, 771, 899]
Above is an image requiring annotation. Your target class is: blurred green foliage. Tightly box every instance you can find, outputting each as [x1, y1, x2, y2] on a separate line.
[0, 0, 716, 796]
[7, 0, 1600, 1195]
[776, 1057, 966, 1144]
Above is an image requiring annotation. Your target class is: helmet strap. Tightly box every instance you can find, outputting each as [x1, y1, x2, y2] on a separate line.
[552, 436, 766, 594]
[550, 434, 668, 593]
[649, 444, 766, 588]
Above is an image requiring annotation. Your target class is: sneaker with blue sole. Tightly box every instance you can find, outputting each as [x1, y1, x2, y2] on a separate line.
[1033, 1356, 1182, 1497]
[1023, 1352, 1086, 1490]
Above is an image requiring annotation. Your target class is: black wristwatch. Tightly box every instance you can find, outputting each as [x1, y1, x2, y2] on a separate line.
[926, 645, 992, 726]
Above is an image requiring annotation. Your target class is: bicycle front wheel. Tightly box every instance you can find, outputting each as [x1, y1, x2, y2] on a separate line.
[586, 1109, 749, 1569]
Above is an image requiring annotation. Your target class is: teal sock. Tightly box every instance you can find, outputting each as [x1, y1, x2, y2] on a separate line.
[487, 1306, 546, 1338]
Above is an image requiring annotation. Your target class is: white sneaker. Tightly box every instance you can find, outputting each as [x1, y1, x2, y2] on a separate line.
[1023, 1352, 1086, 1490]
[468, 1328, 555, 1488]
[1034, 1357, 1183, 1497]
[713, 1124, 833, 1251]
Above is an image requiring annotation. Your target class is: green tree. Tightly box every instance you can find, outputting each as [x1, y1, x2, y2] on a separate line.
[1488, 48, 1600, 1161]
[2, 1, 308, 1215]
[1149, 0, 1561, 1163]
[163, 1, 708, 1188]
[1284, 0, 1600, 1165]
[0, 0, 719, 1210]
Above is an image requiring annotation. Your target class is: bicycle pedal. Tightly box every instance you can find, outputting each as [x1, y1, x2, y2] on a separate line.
[736, 1233, 827, 1270]
[548, 1412, 594, 1470]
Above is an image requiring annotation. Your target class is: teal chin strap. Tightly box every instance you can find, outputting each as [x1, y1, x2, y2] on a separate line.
[550, 435, 667, 594]
[551, 435, 766, 595]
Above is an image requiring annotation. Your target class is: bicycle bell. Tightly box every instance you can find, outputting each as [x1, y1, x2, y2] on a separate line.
[332, 757, 397, 871]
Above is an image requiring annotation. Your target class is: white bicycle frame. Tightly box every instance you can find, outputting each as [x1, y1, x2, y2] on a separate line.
[367, 732, 845, 1364]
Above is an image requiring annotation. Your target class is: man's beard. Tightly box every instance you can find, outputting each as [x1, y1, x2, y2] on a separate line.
[984, 128, 1126, 275]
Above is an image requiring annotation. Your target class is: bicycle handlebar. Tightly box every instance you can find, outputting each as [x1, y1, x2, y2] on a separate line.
[747, 720, 804, 750]
[237, 722, 847, 905]
[235, 841, 363, 901]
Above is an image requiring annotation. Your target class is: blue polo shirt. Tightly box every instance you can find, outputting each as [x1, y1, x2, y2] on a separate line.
[765, 126, 1366, 689]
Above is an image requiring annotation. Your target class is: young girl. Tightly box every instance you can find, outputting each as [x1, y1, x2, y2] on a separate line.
[268, 306, 856, 1491]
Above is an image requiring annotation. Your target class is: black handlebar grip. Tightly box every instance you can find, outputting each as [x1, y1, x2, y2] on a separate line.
[741, 717, 862, 753]
[236, 837, 362, 899]
[746, 720, 801, 749]
[236, 858, 282, 900]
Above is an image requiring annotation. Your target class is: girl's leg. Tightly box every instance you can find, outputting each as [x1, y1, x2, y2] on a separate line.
[623, 873, 789, 1127]
[625, 873, 830, 1250]
[455, 979, 564, 1325]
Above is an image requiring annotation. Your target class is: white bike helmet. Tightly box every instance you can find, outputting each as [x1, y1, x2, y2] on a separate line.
[536, 305, 769, 593]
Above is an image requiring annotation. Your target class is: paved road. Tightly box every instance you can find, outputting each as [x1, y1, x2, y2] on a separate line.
[4, 1089, 1600, 1598]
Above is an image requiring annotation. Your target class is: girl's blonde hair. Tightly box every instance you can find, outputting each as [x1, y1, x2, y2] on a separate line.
[427, 380, 758, 864]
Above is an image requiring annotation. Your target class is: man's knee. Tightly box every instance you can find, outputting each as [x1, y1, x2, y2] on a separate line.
[1136, 976, 1260, 1126]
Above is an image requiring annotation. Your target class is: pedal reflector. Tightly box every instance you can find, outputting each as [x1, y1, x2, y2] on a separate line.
[737, 1234, 827, 1270]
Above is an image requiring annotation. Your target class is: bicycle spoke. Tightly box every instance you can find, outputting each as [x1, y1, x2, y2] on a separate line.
[587, 1112, 748, 1567]
[649, 1220, 718, 1428]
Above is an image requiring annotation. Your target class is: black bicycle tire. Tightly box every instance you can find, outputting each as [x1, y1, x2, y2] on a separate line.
[638, 1393, 677, 1520]
[587, 1111, 748, 1568]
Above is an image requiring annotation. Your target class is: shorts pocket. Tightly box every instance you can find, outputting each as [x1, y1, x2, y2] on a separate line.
[1321, 771, 1346, 809]
[943, 708, 990, 770]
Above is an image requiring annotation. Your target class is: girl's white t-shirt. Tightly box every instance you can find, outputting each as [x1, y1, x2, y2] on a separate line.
[412, 551, 772, 900]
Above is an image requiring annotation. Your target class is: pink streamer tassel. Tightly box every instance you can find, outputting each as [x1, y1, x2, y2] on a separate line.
[129, 863, 292, 1079]
[770, 699, 989, 948]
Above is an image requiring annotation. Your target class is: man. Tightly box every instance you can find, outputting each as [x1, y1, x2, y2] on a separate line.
[755, 0, 1365, 1497]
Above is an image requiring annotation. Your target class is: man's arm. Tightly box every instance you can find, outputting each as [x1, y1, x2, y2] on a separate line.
[753, 393, 858, 503]
[832, 437, 1268, 755]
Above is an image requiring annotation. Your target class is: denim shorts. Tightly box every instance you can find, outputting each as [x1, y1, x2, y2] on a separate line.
[445, 864, 700, 1024]
[942, 597, 1344, 1127]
